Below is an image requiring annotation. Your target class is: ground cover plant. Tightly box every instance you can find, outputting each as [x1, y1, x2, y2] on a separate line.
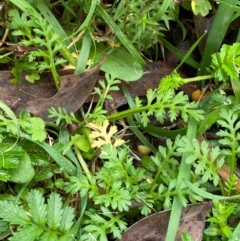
[0, 0, 240, 240]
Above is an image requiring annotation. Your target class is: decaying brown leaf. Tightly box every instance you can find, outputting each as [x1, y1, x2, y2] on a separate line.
[26, 66, 100, 120]
[0, 67, 99, 120]
[118, 201, 212, 241]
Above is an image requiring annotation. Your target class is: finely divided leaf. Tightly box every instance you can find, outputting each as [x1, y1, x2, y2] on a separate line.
[210, 43, 240, 81]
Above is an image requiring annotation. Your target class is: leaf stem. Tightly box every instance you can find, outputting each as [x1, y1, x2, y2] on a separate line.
[150, 168, 162, 193]
[182, 74, 213, 83]
[74, 146, 92, 181]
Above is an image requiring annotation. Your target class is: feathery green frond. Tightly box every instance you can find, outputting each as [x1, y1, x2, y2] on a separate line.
[0, 190, 76, 240]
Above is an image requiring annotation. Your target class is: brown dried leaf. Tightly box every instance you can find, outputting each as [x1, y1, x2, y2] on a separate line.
[26, 66, 100, 120]
[118, 202, 212, 241]
[0, 67, 99, 120]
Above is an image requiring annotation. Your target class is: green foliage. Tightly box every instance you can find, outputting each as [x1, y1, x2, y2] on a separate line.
[176, 137, 224, 186]
[87, 73, 121, 123]
[0, 107, 46, 143]
[8, 9, 67, 87]
[90, 45, 144, 81]
[8, 151, 35, 183]
[135, 89, 204, 127]
[48, 107, 80, 126]
[2, 2, 240, 241]
[18, 114, 46, 142]
[216, 109, 240, 174]
[80, 207, 127, 241]
[0, 142, 24, 182]
[63, 130, 231, 239]
[191, 0, 212, 16]
[0, 190, 76, 241]
[111, 0, 179, 51]
[181, 232, 195, 241]
[158, 71, 187, 93]
[205, 200, 236, 239]
[210, 43, 240, 82]
[158, 43, 240, 94]
[0, 103, 47, 183]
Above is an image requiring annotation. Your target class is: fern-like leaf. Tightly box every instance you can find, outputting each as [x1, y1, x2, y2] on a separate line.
[86, 120, 125, 148]
[0, 190, 76, 240]
[210, 43, 240, 82]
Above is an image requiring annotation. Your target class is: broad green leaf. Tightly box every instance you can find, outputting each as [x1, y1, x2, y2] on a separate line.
[197, 108, 221, 136]
[29, 117, 46, 142]
[0, 101, 19, 136]
[9, 224, 43, 241]
[47, 193, 63, 230]
[8, 152, 35, 183]
[27, 190, 47, 226]
[90, 44, 143, 81]
[0, 220, 8, 234]
[0, 170, 10, 182]
[20, 133, 77, 175]
[39, 231, 58, 241]
[34, 168, 53, 182]
[0, 143, 23, 169]
[59, 206, 75, 232]
[19, 117, 46, 142]
[71, 134, 91, 153]
[191, 0, 212, 16]
[0, 201, 30, 224]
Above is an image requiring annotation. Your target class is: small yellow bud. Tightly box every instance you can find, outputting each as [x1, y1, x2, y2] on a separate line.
[137, 145, 151, 156]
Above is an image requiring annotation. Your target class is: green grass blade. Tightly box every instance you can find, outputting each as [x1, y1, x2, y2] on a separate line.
[139, 124, 187, 138]
[198, 0, 238, 75]
[230, 222, 240, 241]
[159, 36, 200, 69]
[58, 128, 82, 176]
[121, 86, 157, 154]
[122, 86, 142, 122]
[230, 77, 240, 103]
[96, 5, 145, 66]
[35, 142, 77, 176]
[35, 1, 68, 40]
[59, 0, 77, 18]
[65, 0, 98, 40]
[9, 0, 76, 66]
[0, 101, 20, 151]
[184, 179, 240, 200]
[75, 31, 92, 74]
[165, 117, 197, 241]
[152, 0, 172, 21]
[175, 32, 206, 71]
[126, 116, 158, 155]
[20, 132, 77, 176]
